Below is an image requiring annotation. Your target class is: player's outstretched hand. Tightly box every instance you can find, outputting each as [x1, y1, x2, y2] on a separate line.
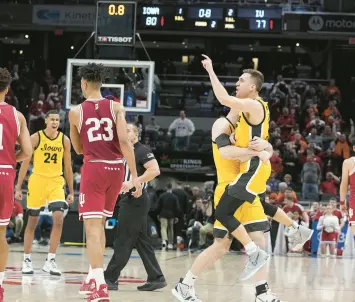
[15, 188, 23, 200]
[132, 177, 142, 198]
[258, 150, 271, 163]
[120, 181, 133, 194]
[66, 193, 74, 205]
[201, 54, 214, 73]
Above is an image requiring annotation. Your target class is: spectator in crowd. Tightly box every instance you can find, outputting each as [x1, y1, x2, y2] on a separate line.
[282, 144, 298, 179]
[319, 172, 340, 196]
[277, 186, 298, 205]
[277, 107, 295, 140]
[323, 101, 341, 123]
[283, 196, 309, 223]
[309, 202, 321, 221]
[29, 100, 46, 133]
[56, 102, 66, 131]
[7, 200, 24, 242]
[283, 174, 295, 189]
[155, 183, 181, 250]
[197, 197, 214, 249]
[326, 79, 341, 102]
[270, 149, 283, 176]
[34, 205, 53, 246]
[145, 117, 160, 145]
[301, 153, 321, 200]
[43, 69, 56, 95]
[334, 134, 350, 160]
[317, 205, 340, 257]
[267, 171, 281, 193]
[168, 110, 195, 151]
[306, 128, 323, 150]
[320, 125, 336, 151]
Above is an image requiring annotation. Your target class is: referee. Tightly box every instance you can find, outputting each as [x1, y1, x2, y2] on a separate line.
[104, 123, 167, 291]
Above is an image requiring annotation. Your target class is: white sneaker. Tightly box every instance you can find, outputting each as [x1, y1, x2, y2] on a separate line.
[22, 259, 34, 275]
[172, 278, 201, 302]
[256, 290, 282, 302]
[43, 259, 61, 276]
[240, 248, 269, 281]
[168, 244, 174, 250]
[287, 225, 313, 252]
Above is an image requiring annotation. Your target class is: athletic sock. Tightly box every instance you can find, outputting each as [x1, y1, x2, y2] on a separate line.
[24, 254, 31, 261]
[255, 281, 269, 296]
[0, 272, 4, 286]
[92, 268, 106, 289]
[287, 221, 299, 236]
[182, 270, 197, 287]
[245, 241, 258, 255]
[86, 266, 93, 283]
[47, 253, 56, 261]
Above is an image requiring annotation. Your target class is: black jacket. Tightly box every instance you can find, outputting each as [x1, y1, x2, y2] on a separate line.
[156, 191, 181, 219]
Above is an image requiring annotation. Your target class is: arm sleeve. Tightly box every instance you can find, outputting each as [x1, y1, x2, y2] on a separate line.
[317, 216, 324, 230]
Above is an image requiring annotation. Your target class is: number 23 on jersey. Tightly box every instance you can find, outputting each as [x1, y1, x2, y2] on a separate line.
[86, 117, 114, 142]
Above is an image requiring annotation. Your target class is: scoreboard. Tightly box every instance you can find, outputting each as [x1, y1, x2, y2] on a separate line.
[137, 5, 282, 33]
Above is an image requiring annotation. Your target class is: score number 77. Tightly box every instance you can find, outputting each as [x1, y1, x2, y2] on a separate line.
[255, 19, 267, 29]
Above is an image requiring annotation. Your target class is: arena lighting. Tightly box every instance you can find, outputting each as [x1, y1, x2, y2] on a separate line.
[70, 46, 74, 50]
[296, 42, 300, 47]
[19, 50, 23, 55]
[278, 45, 281, 48]
[24, 34, 29, 39]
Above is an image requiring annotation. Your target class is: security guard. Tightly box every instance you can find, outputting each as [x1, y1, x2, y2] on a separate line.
[104, 123, 167, 291]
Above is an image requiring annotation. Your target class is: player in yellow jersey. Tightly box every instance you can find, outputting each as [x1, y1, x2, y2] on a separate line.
[15, 110, 74, 276]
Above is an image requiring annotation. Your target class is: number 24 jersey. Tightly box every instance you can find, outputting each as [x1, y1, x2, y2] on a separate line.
[78, 99, 123, 162]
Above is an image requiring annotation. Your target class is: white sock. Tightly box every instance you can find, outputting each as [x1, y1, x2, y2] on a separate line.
[0, 272, 4, 286]
[86, 266, 93, 283]
[47, 253, 56, 261]
[245, 241, 258, 255]
[24, 254, 31, 261]
[183, 270, 197, 287]
[92, 268, 106, 289]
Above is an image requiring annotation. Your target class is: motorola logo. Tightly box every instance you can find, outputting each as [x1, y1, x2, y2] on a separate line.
[308, 15, 324, 31]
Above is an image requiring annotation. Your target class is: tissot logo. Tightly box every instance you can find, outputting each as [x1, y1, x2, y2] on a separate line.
[308, 15, 324, 31]
[98, 36, 133, 44]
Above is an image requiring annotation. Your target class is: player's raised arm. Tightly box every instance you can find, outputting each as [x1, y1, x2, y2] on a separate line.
[16, 111, 32, 162]
[15, 131, 38, 200]
[201, 55, 262, 114]
[63, 135, 74, 204]
[340, 159, 351, 209]
[68, 107, 83, 155]
[114, 102, 142, 197]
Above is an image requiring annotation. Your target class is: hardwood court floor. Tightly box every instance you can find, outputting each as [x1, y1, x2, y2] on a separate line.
[3, 244, 355, 302]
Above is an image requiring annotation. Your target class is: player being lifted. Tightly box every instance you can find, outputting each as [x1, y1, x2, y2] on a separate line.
[0, 67, 32, 302]
[16, 110, 74, 276]
[69, 63, 142, 301]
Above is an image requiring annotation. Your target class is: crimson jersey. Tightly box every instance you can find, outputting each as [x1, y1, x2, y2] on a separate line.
[0, 103, 20, 167]
[78, 99, 122, 162]
[349, 159, 355, 197]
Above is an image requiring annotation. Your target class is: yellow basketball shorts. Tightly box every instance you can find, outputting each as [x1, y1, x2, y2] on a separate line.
[213, 182, 269, 238]
[228, 159, 272, 202]
[27, 174, 65, 210]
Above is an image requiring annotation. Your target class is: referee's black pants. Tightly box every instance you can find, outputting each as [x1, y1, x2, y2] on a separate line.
[104, 192, 164, 282]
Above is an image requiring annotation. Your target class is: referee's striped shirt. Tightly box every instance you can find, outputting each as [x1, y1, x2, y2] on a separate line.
[123, 159, 148, 191]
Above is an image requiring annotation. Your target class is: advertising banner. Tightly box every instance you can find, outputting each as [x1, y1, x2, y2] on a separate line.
[32, 5, 95, 28]
[301, 13, 355, 33]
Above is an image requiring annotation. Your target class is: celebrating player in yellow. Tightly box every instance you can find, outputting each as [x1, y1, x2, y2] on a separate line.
[15, 110, 74, 276]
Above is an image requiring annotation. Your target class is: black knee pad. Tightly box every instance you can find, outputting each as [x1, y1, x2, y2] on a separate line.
[48, 201, 68, 213]
[27, 209, 41, 216]
[215, 190, 244, 233]
[261, 199, 278, 217]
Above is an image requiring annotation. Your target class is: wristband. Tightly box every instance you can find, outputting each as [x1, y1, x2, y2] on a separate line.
[340, 200, 345, 205]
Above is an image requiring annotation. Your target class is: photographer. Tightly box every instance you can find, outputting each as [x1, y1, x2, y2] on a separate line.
[187, 197, 214, 250]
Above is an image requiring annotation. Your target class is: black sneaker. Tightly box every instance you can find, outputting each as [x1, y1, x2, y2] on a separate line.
[137, 277, 167, 291]
[105, 278, 118, 291]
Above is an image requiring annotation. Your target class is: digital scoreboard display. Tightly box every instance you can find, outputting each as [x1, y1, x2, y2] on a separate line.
[137, 5, 282, 33]
[95, 1, 136, 46]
